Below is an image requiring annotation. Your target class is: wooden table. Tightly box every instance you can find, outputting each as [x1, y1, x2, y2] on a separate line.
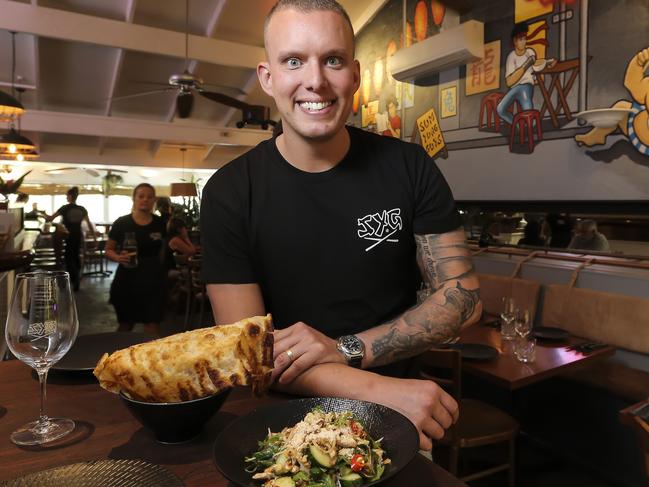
[534, 58, 580, 128]
[0, 361, 466, 486]
[459, 323, 615, 390]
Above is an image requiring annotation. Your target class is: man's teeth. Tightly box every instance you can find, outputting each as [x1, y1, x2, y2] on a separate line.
[300, 101, 333, 111]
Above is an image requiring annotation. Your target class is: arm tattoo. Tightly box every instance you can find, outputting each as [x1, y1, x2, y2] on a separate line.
[370, 282, 480, 365]
[370, 231, 480, 366]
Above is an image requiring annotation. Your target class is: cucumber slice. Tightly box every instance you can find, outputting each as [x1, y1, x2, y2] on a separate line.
[309, 444, 336, 468]
[269, 477, 295, 487]
[273, 454, 290, 474]
[339, 472, 363, 487]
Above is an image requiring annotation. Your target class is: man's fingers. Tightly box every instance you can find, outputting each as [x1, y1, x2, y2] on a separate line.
[278, 352, 312, 385]
[438, 393, 459, 424]
[418, 432, 433, 451]
[270, 349, 293, 382]
[421, 416, 445, 441]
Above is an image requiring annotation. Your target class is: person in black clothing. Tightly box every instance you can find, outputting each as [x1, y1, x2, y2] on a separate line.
[200, 0, 481, 451]
[156, 197, 172, 230]
[47, 186, 96, 291]
[518, 220, 546, 247]
[105, 183, 166, 336]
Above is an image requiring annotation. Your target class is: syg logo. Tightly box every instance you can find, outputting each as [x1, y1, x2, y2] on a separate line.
[357, 208, 402, 252]
[28, 320, 56, 340]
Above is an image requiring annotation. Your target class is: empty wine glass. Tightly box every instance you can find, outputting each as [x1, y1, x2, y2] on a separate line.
[500, 296, 517, 340]
[5, 271, 79, 445]
[515, 309, 532, 337]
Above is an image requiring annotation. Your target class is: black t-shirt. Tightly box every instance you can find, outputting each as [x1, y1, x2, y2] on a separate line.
[201, 126, 461, 338]
[56, 203, 88, 239]
[108, 214, 166, 261]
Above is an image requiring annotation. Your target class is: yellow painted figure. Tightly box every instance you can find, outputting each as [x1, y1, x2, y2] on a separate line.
[576, 47, 649, 155]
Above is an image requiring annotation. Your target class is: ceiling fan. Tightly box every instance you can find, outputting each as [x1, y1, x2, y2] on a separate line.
[110, 0, 275, 130]
[45, 167, 127, 178]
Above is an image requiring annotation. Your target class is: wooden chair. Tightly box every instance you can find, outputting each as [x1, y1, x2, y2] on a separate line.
[416, 349, 518, 485]
[186, 256, 209, 329]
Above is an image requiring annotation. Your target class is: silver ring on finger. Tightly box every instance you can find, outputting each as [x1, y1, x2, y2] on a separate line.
[286, 349, 295, 362]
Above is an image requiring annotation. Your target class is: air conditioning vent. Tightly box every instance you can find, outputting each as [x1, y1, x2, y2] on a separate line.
[389, 20, 484, 82]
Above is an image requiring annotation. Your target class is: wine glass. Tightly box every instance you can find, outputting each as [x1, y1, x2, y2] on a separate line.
[515, 309, 532, 337]
[500, 296, 517, 340]
[5, 271, 79, 445]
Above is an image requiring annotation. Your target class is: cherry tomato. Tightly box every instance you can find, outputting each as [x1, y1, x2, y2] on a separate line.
[350, 454, 366, 472]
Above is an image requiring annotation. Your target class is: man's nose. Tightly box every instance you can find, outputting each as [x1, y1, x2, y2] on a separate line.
[304, 62, 327, 90]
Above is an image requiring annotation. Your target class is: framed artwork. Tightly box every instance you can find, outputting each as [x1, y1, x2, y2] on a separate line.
[440, 86, 457, 118]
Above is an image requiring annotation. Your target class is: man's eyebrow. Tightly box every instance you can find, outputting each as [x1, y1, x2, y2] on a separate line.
[275, 48, 350, 60]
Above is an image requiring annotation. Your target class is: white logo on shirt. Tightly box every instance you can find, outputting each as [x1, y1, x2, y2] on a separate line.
[357, 208, 402, 252]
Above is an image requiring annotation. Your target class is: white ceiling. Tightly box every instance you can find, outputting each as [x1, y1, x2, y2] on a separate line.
[0, 0, 386, 188]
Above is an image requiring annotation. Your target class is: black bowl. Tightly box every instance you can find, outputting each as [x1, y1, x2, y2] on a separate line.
[213, 397, 419, 487]
[120, 388, 232, 444]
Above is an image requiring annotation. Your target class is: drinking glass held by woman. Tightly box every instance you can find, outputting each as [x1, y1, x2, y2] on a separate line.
[105, 183, 167, 336]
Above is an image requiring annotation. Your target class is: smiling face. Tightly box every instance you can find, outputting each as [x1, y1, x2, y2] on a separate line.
[258, 8, 360, 144]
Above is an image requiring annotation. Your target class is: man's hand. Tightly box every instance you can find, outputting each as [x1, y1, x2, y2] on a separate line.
[272, 322, 346, 384]
[370, 375, 458, 451]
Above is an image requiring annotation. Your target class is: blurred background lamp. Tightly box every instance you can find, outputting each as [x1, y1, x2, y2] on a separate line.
[170, 182, 197, 197]
[0, 91, 25, 122]
[0, 128, 36, 154]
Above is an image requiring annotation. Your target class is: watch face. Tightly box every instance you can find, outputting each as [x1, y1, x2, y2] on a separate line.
[341, 335, 363, 355]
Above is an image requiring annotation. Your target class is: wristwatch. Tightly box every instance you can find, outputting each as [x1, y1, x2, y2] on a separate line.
[336, 335, 365, 368]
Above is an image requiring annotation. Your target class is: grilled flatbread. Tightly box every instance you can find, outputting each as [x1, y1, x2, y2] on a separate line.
[93, 314, 274, 402]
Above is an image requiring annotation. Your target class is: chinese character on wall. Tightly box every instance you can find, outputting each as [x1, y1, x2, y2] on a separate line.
[466, 40, 501, 96]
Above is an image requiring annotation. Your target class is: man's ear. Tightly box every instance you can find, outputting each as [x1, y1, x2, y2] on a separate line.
[352, 59, 361, 94]
[257, 62, 273, 97]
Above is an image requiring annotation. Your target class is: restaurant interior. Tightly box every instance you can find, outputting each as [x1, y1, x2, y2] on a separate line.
[0, 0, 648, 486]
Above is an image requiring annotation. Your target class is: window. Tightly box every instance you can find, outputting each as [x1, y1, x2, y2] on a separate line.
[107, 195, 132, 223]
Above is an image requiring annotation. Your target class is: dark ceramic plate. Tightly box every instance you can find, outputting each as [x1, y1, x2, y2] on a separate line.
[531, 326, 570, 341]
[52, 332, 152, 372]
[0, 459, 182, 487]
[450, 343, 499, 361]
[213, 397, 419, 487]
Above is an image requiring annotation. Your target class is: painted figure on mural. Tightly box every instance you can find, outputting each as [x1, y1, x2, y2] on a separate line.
[575, 48, 649, 155]
[497, 21, 556, 125]
[381, 96, 401, 138]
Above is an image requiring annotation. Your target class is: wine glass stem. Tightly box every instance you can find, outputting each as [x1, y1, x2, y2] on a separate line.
[36, 368, 50, 427]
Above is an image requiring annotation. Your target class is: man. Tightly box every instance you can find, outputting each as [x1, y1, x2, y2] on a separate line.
[568, 220, 610, 252]
[47, 187, 96, 291]
[201, 0, 481, 450]
[497, 22, 556, 126]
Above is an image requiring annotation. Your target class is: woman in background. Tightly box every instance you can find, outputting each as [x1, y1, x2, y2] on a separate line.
[105, 183, 166, 335]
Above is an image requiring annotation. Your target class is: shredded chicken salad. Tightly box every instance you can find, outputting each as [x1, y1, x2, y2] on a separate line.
[244, 408, 391, 487]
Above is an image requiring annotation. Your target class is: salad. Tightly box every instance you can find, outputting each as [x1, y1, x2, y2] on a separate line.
[244, 408, 391, 487]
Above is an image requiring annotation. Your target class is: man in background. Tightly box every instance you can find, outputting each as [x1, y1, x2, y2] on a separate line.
[568, 219, 611, 252]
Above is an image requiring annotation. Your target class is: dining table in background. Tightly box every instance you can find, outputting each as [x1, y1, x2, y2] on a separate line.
[458, 320, 616, 390]
[0, 360, 467, 487]
[534, 58, 581, 128]
[83, 236, 110, 277]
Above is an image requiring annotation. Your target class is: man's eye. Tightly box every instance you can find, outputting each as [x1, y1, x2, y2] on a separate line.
[326, 57, 342, 67]
[286, 58, 301, 68]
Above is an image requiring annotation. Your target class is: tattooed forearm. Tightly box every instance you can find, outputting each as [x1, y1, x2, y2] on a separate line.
[370, 282, 480, 366]
[415, 234, 472, 289]
[365, 230, 480, 367]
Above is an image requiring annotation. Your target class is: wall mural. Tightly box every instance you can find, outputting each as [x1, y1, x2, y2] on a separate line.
[575, 48, 649, 155]
[350, 0, 649, 191]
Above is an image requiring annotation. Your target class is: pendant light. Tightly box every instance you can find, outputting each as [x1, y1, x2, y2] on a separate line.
[0, 33, 25, 122]
[0, 34, 35, 156]
[170, 147, 197, 197]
